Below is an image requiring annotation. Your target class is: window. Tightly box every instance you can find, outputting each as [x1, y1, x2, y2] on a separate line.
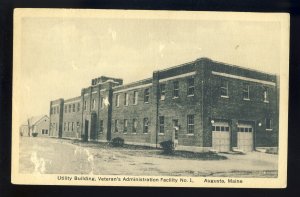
[159, 116, 164, 133]
[45, 129, 48, 134]
[143, 118, 149, 133]
[115, 94, 120, 107]
[114, 120, 119, 132]
[65, 106, 67, 113]
[71, 122, 74, 131]
[124, 93, 129, 106]
[187, 78, 195, 96]
[266, 118, 272, 130]
[264, 88, 269, 102]
[73, 104, 75, 112]
[123, 119, 128, 133]
[100, 97, 104, 109]
[64, 122, 66, 131]
[77, 103, 80, 111]
[99, 120, 104, 133]
[53, 107, 56, 114]
[243, 84, 250, 100]
[76, 122, 80, 131]
[67, 122, 70, 131]
[133, 91, 138, 105]
[57, 106, 59, 113]
[221, 80, 229, 97]
[144, 89, 150, 103]
[92, 99, 96, 110]
[84, 101, 87, 111]
[132, 119, 138, 133]
[187, 115, 194, 134]
[173, 81, 179, 98]
[69, 105, 71, 113]
[160, 84, 166, 100]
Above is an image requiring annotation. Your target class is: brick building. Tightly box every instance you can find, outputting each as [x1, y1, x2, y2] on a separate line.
[49, 57, 279, 152]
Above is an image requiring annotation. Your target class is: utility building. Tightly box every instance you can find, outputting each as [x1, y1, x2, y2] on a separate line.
[49, 58, 279, 152]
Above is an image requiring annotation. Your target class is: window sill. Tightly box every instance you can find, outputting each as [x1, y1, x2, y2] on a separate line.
[144, 102, 149, 104]
[123, 132, 127, 135]
[243, 98, 250, 101]
[132, 132, 137, 135]
[187, 95, 194, 97]
[172, 97, 179, 99]
[264, 101, 269, 103]
[186, 133, 194, 136]
[266, 129, 273, 131]
[158, 133, 165, 136]
[143, 132, 149, 134]
[221, 95, 229, 99]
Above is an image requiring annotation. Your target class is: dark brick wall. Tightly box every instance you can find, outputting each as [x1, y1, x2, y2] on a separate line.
[201, 59, 279, 148]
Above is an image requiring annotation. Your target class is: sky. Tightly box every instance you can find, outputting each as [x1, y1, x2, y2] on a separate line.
[17, 14, 282, 123]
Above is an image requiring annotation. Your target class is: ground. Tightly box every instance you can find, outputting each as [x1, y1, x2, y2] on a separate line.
[19, 137, 278, 177]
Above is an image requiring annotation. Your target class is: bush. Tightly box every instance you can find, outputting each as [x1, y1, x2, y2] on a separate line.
[111, 137, 124, 147]
[160, 140, 174, 154]
[32, 133, 38, 137]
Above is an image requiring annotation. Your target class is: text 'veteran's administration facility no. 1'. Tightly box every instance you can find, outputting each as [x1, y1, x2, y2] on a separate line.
[49, 57, 279, 152]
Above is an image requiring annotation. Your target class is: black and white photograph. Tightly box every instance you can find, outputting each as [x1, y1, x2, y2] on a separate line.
[11, 9, 289, 188]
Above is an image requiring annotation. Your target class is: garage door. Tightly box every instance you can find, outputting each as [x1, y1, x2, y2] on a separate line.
[212, 121, 230, 152]
[237, 123, 253, 152]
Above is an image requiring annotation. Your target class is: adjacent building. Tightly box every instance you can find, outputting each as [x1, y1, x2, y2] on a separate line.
[49, 57, 279, 152]
[20, 115, 50, 137]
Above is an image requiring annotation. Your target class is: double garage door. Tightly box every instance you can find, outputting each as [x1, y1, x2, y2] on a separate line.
[212, 121, 254, 152]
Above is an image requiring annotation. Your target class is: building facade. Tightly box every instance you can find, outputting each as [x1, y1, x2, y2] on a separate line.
[49, 58, 279, 152]
[20, 115, 50, 137]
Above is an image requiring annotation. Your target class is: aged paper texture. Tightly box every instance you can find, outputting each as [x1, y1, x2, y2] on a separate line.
[12, 9, 289, 188]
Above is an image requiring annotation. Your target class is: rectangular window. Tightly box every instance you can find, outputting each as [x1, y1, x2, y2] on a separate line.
[53, 107, 56, 114]
[144, 89, 150, 103]
[99, 120, 104, 133]
[73, 104, 75, 112]
[187, 78, 195, 96]
[266, 118, 272, 130]
[221, 80, 229, 97]
[114, 120, 119, 132]
[132, 119, 138, 133]
[65, 106, 67, 113]
[173, 81, 179, 98]
[187, 115, 195, 134]
[243, 84, 250, 100]
[264, 88, 269, 102]
[68, 105, 71, 113]
[133, 91, 138, 105]
[159, 116, 164, 133]
[100, 97, 104, 109]
[71, 122, 74, 131]
[64, 122, 66, 131]
[124, 93, 129, 106]
[84, 101, 87, 110]
[67, 122, 70, 131]
[45, 129, 48, 134]
[143, 118, 149, 133]
[160, 84, 166, 100]
[115, 94, 120, 107]
[76, 122, 80, 131]
[92, 99, 96, 110]
[123, 119, 128, 133]
[77, 103, 80, 111]
[57, 106, 59, 113]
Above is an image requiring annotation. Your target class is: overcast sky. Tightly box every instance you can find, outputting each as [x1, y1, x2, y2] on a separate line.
[18, 14, 281, 123]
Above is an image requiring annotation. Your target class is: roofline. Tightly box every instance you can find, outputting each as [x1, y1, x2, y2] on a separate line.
[112, 77, 153, 90]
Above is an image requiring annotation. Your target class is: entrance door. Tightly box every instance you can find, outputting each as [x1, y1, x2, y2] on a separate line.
[212, 121, 230, 152]
[84, 120, 89, 142]
[237, 123, 253, 152]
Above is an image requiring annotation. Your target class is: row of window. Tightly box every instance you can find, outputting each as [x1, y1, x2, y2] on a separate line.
[220, 81, 270, 102]
[41, 129, 48, 134]
[64, 103, 81, 113]
[50, 106, 59, 114]
[113, 115, 195, 134]
[64, 122, 80, 132]
[114, 78, 195, 107]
